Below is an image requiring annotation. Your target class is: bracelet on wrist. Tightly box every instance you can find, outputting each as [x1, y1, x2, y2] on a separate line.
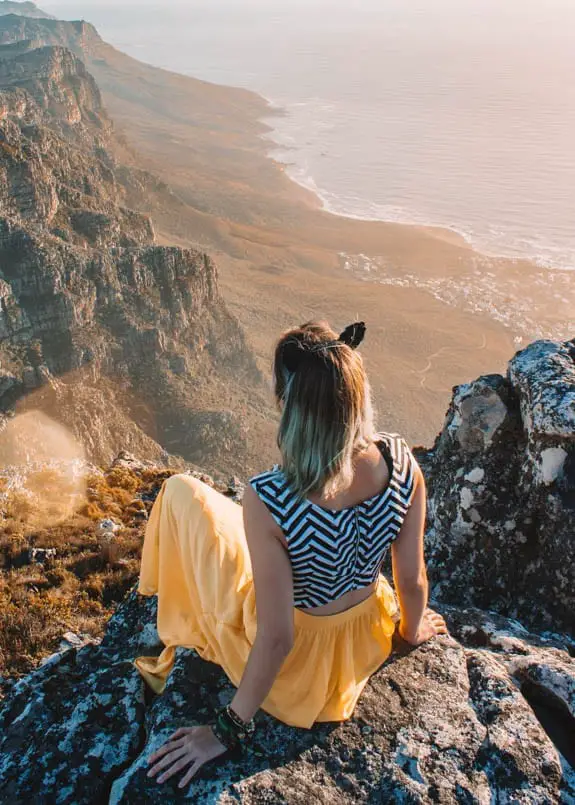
[212, 705, 255, 751]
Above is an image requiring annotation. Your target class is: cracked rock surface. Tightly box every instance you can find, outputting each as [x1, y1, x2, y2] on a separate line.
[1, 590, 573, 803]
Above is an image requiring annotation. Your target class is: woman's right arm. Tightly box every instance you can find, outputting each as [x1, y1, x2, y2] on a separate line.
[391, 464, 447, 645]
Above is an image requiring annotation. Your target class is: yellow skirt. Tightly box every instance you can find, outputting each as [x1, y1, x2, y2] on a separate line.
[134, 473, 398, 729]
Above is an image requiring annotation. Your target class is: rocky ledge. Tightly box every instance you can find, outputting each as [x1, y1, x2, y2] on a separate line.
[0, 588, 573, 803]
[0, 339, 573, 803]
[419, 338, 575, 637]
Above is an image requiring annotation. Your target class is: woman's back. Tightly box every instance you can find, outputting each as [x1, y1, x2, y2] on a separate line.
[250, 432, 417, 615]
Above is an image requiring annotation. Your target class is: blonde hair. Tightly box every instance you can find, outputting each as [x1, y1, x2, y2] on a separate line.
[273, 320, 376, 499]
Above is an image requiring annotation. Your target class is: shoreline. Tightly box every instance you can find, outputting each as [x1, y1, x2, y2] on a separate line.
[42, 5, 573, 274]
[258, 98, 575, 274]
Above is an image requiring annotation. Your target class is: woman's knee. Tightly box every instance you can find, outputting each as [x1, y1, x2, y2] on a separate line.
[164, 473, 206, 504]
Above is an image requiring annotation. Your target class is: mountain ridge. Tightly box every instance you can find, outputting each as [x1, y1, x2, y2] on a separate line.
[0, 1, 53, 20]
[0, 38, 273, 475]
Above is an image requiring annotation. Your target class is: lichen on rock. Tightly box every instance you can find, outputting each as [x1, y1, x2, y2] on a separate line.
[419, 338, 575, 636]
[1, 589, 574, 803]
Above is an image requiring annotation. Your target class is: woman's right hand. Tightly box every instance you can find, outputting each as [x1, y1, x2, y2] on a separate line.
[398, 608, 448, 646]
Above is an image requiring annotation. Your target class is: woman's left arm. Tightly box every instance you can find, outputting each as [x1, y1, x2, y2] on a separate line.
[229, 484, 295, 720]
[147, 485, 294, 788]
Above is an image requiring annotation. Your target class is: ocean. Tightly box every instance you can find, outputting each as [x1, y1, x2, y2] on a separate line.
[44, 0, 575, 271]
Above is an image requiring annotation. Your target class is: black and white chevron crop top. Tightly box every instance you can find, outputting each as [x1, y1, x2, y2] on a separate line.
[249, 432, 417, 609]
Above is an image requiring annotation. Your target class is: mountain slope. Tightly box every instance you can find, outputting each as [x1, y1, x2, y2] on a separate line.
[0, 11, 527, 455]
[0, 41, 274, 474]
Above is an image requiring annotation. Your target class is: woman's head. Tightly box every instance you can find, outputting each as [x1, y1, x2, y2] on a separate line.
[273, 320, 375, 498]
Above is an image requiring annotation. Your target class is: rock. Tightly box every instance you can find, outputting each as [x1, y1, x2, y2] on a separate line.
[420, 338, 575, 636]
[0, 646, 147, 804]
[98, 519, 121, 564]
[22, 365, 40, 390]
[98, 518, 121, 537]
[59, 631, 100, 650]
[110, 452, 158, 474]
[508, 339, 575, 442]
[125, 499, 148, 523]
[226, 475, 245, 503]
[0, 590, 573, 803]
[27, 546, 57, 565]
[0, 368, 18, 399]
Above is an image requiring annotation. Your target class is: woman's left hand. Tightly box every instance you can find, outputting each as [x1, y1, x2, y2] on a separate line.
[147, 725, 228, 788]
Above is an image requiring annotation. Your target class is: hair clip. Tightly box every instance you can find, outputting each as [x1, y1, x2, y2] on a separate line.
[338, 322, 366, 349]
[282, 322, 366, 373]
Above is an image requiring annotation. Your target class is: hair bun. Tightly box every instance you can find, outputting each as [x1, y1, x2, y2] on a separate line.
[338, 321, 366, 349]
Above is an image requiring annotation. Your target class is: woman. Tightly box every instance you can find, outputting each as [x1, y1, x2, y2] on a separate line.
[138, 320, 447, 789]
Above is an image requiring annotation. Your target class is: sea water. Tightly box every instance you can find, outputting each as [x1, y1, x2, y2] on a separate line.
[44, 0, 575, 271]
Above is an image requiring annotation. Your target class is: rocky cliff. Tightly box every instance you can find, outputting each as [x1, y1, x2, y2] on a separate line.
[418, 338, 575, 638]
[0, 40, 269, 473]
[0, 479, 573, 804]
[0, 9, 277, 240]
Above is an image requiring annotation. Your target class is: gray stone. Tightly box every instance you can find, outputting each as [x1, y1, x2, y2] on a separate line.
[0, 591, 573, 803]
[420, 339, 575, 636]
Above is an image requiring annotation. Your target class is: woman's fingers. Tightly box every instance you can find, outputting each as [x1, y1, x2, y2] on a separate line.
[148, 728, 197, 764]
[157, 754, 195, 784]
[171, 727, 196, 740]
[147, 738, 186, 765]
[148, 745, 189, 777]
[178, 759, 203, 789]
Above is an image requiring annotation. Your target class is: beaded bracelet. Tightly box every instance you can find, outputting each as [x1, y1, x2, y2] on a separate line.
[212, 705, 255, 751]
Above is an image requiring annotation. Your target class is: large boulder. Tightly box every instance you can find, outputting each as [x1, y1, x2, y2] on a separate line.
[0, 589, 573, 803]
[419, 338, 575, 636]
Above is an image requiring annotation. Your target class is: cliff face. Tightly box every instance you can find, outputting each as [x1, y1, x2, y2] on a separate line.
[0, 41, 266, 473]
[418, 338, 575, 637]
[0, 43, 108, 131]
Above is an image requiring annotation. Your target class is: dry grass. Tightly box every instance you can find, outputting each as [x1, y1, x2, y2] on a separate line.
[0, 463, 178, 688]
